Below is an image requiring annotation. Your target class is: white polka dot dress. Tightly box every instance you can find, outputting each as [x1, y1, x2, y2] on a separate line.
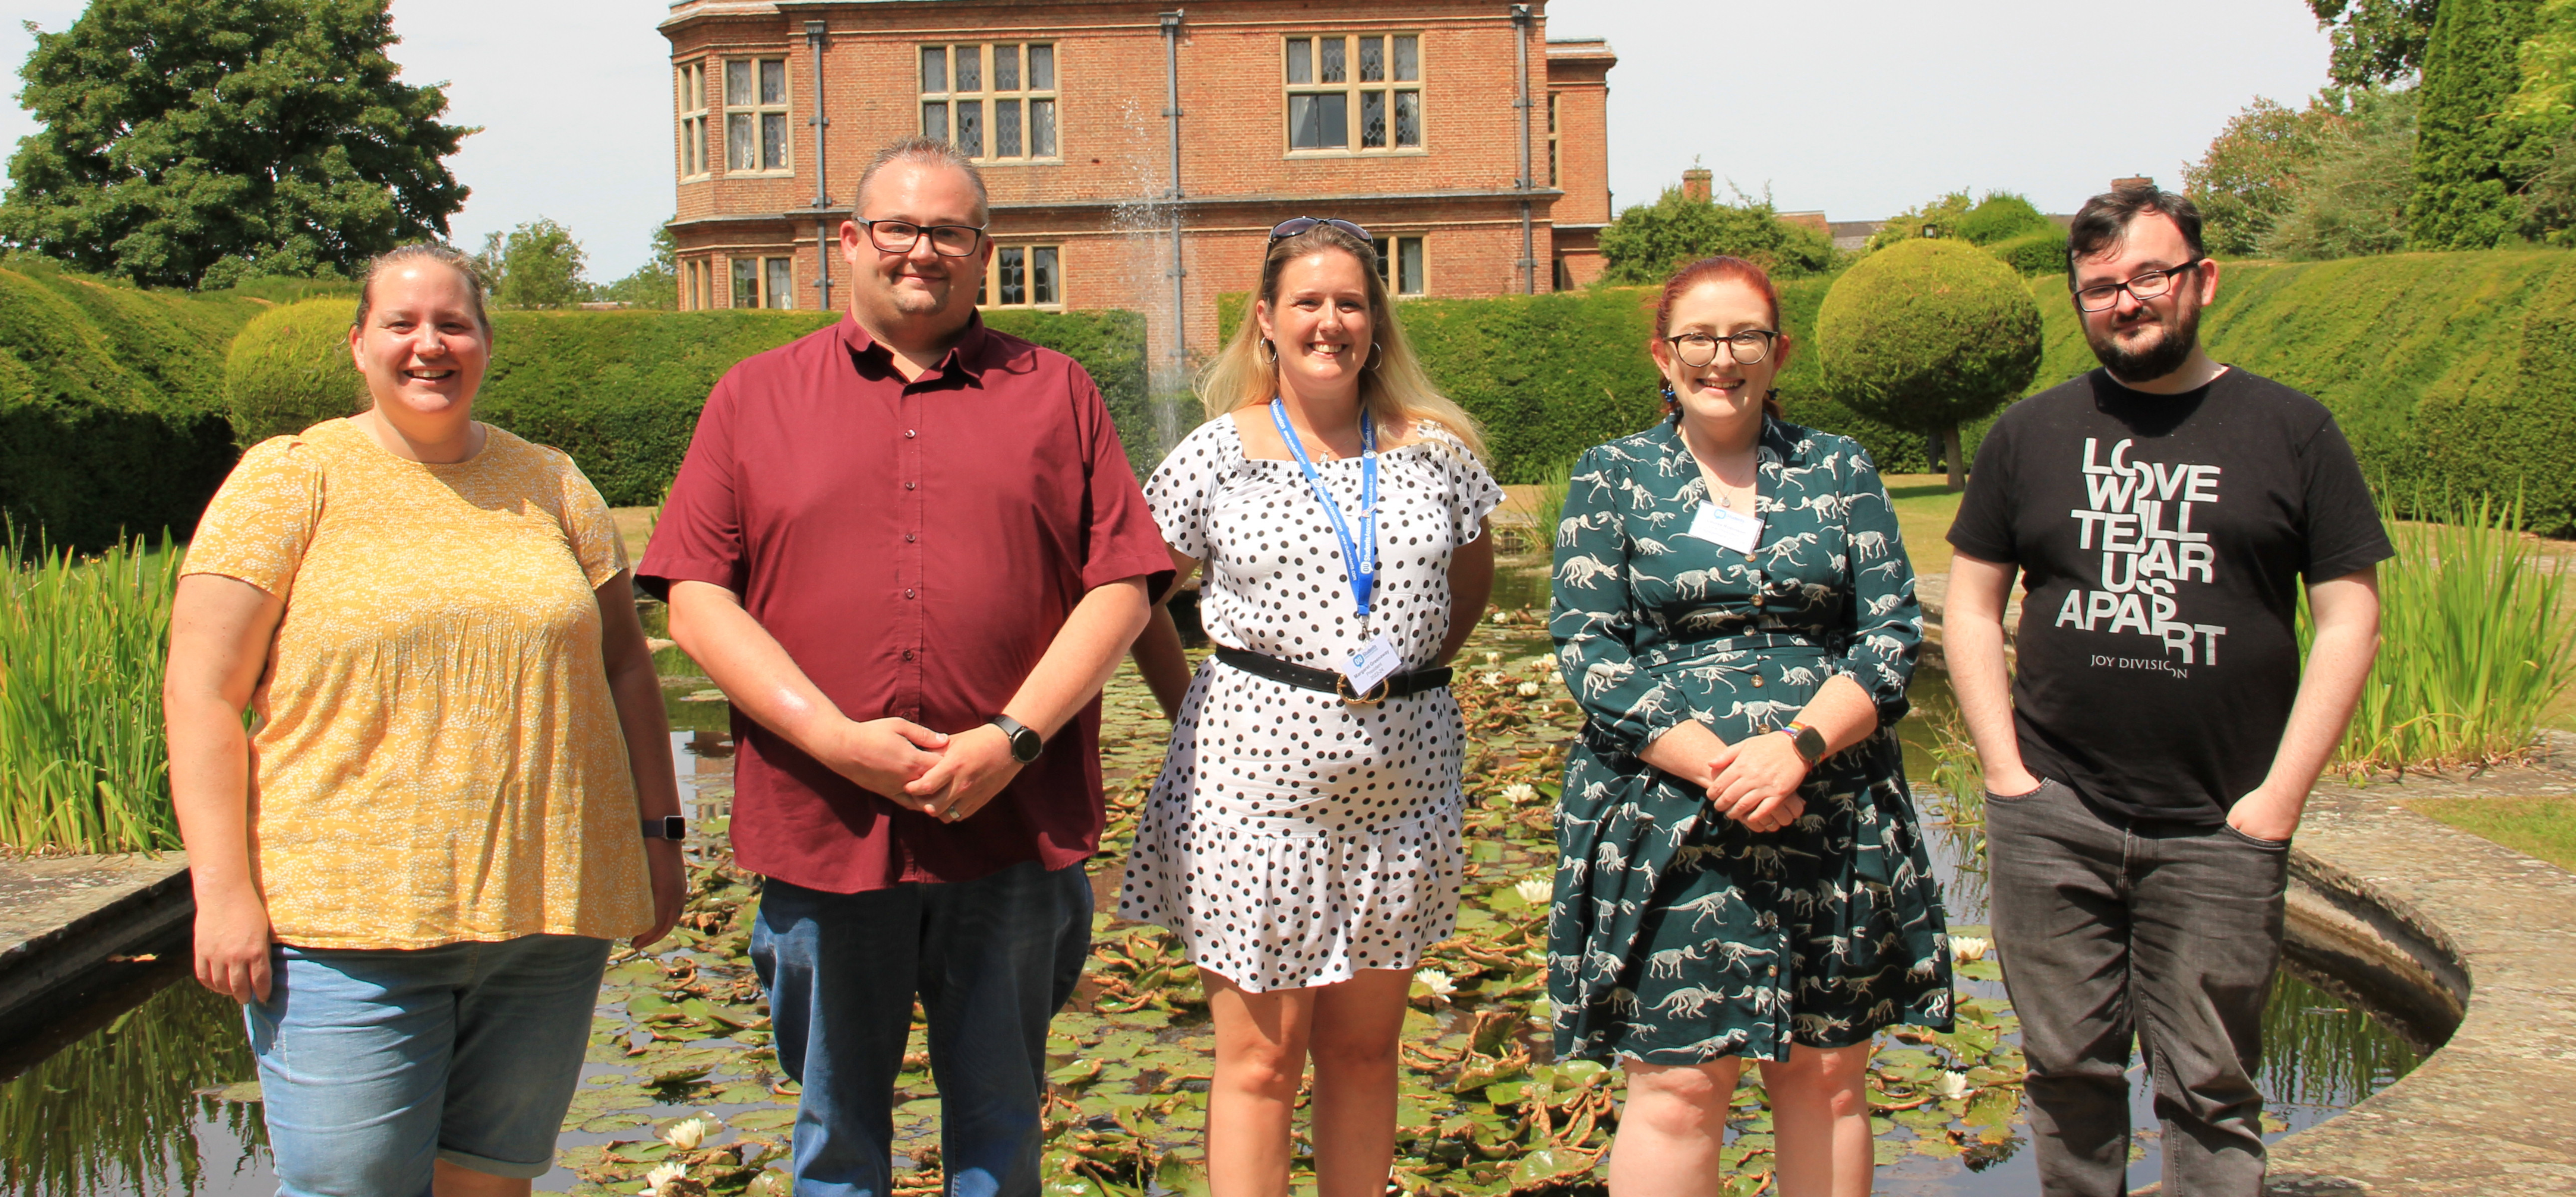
[1118, 415, 1506, 993]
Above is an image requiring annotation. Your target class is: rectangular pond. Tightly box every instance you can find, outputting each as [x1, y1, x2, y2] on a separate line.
[2, 571, 2425, 1197]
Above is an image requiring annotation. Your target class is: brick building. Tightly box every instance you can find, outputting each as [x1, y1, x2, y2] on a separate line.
[659, 0, 1616, 357]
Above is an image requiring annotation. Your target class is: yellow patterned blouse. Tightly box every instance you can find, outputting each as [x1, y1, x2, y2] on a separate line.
[182, 418, 654, 949]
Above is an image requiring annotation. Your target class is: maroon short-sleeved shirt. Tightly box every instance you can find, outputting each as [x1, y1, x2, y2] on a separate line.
[638, 313, 1170, 893]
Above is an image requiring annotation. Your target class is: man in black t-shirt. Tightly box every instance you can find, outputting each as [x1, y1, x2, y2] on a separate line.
[1945, 186, 2389, 1197]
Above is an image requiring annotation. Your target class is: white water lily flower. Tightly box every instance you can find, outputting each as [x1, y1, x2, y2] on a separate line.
[1482, 671, 1507, 687]
[1415, 969, 1456, 998]
[641, 1163, 689, 1196]
[1500, 782, 1539, 805]
[661, 1117, 707, 1150]
[1516, 681, 1543, 697]
[1933, 1071, 1970, 1100]
[1514, 876, 1553, 904]
[1484, 651, 1503, 665]
[1952, 936, 1992, 963]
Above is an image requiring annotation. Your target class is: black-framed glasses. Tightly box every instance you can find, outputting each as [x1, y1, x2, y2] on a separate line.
[1667, 329, 1779, 367]
[857, 219, 987, 257]
[2074, 259, 2202, 312]
[1268, 216, 1373, 244]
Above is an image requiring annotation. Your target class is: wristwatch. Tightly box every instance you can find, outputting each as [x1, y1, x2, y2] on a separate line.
[1780, 721, 1828, 766]
[641, 816, 687, 842]
[989, 715, 1044, 764]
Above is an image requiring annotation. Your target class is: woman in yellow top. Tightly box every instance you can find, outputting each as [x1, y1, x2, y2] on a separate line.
[165, 244, 684, 1197]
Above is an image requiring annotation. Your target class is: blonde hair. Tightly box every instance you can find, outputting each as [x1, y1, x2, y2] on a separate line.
[1196, 224, 1488, 460]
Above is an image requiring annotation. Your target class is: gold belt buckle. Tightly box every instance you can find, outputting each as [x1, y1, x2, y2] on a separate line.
[1336, 673, 1393, 707]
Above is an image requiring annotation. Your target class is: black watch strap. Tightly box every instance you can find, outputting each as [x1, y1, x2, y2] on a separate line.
[642, 816, 686, 841]
[989, 715, 1044, 763]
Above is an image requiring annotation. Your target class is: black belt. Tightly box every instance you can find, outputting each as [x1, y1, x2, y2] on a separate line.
[1213, 646, 1452, 706]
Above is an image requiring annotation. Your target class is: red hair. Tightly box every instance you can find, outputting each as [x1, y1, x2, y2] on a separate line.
[1654, 256, 1786, 419]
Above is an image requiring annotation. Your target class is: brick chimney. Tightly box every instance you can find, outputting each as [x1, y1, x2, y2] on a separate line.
[1682, 168, 1712, 204]
[2112, 175, 2156, 191]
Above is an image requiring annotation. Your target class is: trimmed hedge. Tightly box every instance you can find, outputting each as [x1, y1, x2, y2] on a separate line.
[0, 260, 266, 550]
[226, 297, 367, 443]
[222, 307, 1152, 506]
[2026, 250, 2576, 535]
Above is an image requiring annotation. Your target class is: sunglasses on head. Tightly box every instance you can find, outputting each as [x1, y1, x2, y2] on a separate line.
[1268, 216, 1373, 243]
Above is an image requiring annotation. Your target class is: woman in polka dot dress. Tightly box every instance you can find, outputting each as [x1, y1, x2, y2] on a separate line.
[1121, 218, 1503, 1197]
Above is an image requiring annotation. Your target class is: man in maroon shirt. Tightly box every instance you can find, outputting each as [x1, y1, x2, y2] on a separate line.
[640, 137, 1168, 1197]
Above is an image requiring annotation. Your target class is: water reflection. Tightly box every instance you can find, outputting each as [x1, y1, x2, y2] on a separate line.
[0, 971, 266, 1197]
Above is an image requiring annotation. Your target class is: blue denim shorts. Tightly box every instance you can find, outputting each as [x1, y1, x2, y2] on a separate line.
[244, 934, 612, 1195]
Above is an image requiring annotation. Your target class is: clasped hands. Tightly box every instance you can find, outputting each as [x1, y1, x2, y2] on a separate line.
[819, 716, 1025, 824]
[1696, 730, 1813, 834]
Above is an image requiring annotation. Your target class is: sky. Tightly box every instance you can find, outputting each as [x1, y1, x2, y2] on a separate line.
[1, 1, 2336, 279]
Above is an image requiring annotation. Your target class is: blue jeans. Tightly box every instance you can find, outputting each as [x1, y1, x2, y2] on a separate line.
[244, 934, 613, 1196]
[751, 860, 1094, 1197]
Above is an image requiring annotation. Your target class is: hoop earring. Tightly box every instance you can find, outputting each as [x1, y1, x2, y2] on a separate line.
[1257, 338, 1277, 366]
[1365, 342, 1383, 371]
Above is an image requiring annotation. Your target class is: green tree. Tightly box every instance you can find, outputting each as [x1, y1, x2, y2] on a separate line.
[2269, 88, 2421, 259]
[1597, 186, 1837, 285]
[593, 222, 680, 310]
[2411, 0, 2544, 249]
[0, 0, 472, 289]
[1816, 239, 2040, 491]
[2186, 95, 2340, 256]
[2309, 0, 2441, 85]
[478, 218, 588, 310]
[1865, 191, 1973, 252]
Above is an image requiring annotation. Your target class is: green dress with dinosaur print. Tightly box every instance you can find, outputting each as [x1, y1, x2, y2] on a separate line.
[1547, 414, 1953, 1064]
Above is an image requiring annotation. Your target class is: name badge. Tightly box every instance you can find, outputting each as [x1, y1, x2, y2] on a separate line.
[1684, 501, 1764, 554]
[1345, 635, 1403, 696]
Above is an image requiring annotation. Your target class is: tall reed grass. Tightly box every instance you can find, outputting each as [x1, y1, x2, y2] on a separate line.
[0, 531, 182, 854]
[2307, 496, 2576, 774]
[1532, 456, 1576, 554]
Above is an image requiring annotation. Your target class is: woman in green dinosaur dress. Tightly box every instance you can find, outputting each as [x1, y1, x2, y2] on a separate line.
[1547, 256, 1952, 1197]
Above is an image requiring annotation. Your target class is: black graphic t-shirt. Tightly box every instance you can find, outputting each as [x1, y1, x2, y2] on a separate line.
[1947, 367, 2392, 823]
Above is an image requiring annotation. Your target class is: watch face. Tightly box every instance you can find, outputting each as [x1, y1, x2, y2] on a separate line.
[1011, 728, 1044, 762]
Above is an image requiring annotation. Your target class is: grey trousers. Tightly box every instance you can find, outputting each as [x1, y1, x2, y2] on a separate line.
[1985, 776, 2288, 1197]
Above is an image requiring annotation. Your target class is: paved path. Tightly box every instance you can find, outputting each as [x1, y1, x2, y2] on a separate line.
[2253, 738, 2576, 1196]
[0, 850, 192, 1034]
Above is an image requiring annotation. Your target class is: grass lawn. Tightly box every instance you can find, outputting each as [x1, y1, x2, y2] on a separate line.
[1882, 473, 1965, 578]
[2405, 796, 2576, 871]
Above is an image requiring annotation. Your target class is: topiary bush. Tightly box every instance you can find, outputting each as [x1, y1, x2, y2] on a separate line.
[1987, 227, 2071, 276]
[0, 261, 253, 551]
[224, 297, 366, 444]
[1818, 239, 2042, 488]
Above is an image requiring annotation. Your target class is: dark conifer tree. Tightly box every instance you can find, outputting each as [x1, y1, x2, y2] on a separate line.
[2410, 0, 2544, 249]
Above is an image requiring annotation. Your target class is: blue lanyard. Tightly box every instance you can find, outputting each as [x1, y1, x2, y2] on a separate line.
[1269, 398, 1378, 623]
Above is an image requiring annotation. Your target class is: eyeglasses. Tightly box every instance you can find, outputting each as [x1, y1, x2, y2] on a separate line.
[1666, 330, 1779, 367]
[2074, 259, 2202, 313]
[1268, 216, 1373, 244]
[856, 219, 987, 257]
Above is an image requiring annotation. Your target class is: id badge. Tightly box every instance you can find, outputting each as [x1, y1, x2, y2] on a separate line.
[1345, 636, 1403, 696]
[1684, 501, 1764, 554]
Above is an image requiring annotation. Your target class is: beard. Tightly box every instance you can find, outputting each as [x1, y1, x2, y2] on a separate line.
[2086, 299, 2202, 384]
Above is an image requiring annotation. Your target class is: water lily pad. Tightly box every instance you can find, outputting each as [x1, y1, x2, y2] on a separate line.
[1506, 1147, 1592, 1188]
